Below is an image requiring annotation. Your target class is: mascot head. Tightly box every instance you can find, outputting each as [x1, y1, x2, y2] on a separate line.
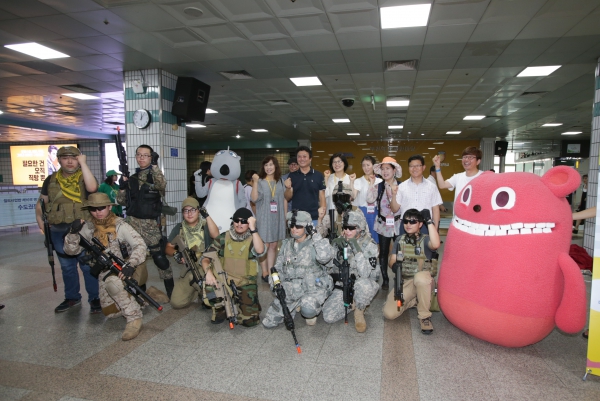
[211, 147, 241, 181]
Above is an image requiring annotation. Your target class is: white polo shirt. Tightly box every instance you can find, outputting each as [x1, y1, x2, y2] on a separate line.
[395, 177, 443, 217]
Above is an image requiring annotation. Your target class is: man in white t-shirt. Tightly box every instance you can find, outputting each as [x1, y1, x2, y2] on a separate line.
[432, 146, 483, 203]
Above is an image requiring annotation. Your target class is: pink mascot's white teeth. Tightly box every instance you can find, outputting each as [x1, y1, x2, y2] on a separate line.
[452, 217, 555, 236]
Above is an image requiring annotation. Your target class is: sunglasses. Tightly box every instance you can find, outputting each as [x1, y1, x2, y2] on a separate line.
[342, 225, 357, 231]
[232, 218, 248, 224]
[402, 219, 420, 225]
[88, 206, 107, 212]
[289, 224, 305, 229]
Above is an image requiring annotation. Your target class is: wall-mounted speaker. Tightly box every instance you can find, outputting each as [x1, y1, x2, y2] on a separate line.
[494, 141, 508, 157]
[171, 77, 211, 122]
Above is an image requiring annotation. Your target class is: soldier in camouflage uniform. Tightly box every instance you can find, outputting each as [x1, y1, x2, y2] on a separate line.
[322, 209, 380, 332]
[64, 193, 146, 341]
[117, 145, 174, 300]
[262, 210, 336, 327]
[316, 184, 354, 239]
[201, 208, 266, 327]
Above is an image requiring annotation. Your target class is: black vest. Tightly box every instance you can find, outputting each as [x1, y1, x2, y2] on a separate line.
[127, 171, 162, 219]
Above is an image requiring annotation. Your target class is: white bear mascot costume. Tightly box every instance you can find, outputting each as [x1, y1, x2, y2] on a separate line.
[194, 148, 247, 233]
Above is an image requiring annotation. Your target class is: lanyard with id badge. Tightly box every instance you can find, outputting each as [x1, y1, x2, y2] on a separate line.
[267, 180, 278, 213]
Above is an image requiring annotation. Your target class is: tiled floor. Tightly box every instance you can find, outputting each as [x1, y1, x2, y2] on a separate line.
[0, 226, 599, 401]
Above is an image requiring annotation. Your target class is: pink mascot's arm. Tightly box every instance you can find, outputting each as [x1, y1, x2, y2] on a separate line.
[555, 253, 587, 333]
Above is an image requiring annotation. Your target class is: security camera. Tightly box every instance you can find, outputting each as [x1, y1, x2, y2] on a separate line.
[342, 98, 354, 107]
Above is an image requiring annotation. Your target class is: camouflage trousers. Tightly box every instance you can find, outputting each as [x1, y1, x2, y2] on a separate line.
[322, 277, 379, 323]
[125, 216, 173, 280]
[171, 271, 202, 309]
[98, 270, 143, 323]
[262, 283, 330, 328]
[204, 276, 261, 327]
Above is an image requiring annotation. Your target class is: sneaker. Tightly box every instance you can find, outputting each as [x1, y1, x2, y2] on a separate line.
[55, 299, 81, 313]
[90, 298, 102, 314]
[420, 317, 433, 334]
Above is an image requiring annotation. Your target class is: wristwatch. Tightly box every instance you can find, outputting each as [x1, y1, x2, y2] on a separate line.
[426, 219, 434, 225]
[249, 229, 258, 234]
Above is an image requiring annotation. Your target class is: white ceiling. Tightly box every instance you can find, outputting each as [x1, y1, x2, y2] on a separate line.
[0, 0, 599, 152]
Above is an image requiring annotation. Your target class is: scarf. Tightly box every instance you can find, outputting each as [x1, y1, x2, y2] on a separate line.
[91, 212, 118, 247]
[229, 226, 251, 242]
[55, 169, 83, 203]
[182, 219, 205, 251]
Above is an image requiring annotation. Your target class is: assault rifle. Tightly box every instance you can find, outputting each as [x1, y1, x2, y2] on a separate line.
[333, 241, 355, 324]
[40, 199, 57, 292]
[204, 251, 239, 329]
[172, 235, 204, 289]
[79, 236, 163, 311]
[392, 260, 404, 311]
[270, 267, 301, 354]
[115, 126, 129, 179]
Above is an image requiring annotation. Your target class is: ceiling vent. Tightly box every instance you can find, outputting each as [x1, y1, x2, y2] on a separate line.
[385, 60, 418, 71]
[268, 100, 290, 106]
[59, 84, 98, 93]
[219, 70, 254, 80]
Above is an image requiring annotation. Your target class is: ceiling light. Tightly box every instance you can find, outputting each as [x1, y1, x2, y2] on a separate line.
[333, 119, 350, 123]
[428, 148, 435, 149]
[561, 131, 582, 135]
[0, 110, 3, 115]
[542, 123, 562, 127]
[388, 125, 403, 129]
[5, 43, 69, 59]
[187, 124, 205, 128]
[517, 66, 561, 77]
[380, 4, 431, 29]
[290, 76, 322, 86]
[463, 115, 485, 120]
[62, 93, 99, 100]
[252, 129, 268, 132]
[386, 100, 410, 107]
[446, 131, 461, 135]
[235, 135, 240, 138]
[205, 108, 217, 114]
[433, 142, 444, 144]
[29, 109, 35, 112]
[421, 133, 425, 136]
[347, 133, 360, 136]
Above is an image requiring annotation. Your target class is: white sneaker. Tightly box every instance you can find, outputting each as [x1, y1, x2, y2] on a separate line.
[305, 317, 317, 326]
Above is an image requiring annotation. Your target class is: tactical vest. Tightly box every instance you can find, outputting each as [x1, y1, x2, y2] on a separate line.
[222, 232, 256, 282]
[399, 234, 437, 278]
[127, 171, 162, 219]
[46, 173, 89, 225]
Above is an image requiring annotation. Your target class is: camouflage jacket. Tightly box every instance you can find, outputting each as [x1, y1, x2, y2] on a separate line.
[274, 232, 335, 280]
[331, 236, 379, 280]
[117, 165, 166, 205]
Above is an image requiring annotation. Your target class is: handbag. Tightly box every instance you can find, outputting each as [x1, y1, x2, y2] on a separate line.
[430, 282, 440, 312]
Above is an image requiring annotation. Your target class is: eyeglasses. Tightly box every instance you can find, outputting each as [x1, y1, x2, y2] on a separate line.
[233, 218, 248, 224]
[342, 225, 357, 231]
[332, 160, 344, 165]
[289, 224, 305, 229]
[135, 153, 151, 159]
[408, 164, 423, 169]
[402, 219, 420, 225]
[182, 208, 197, 214]
[89, 206, 107, 212]
[462, 155, 476, 160]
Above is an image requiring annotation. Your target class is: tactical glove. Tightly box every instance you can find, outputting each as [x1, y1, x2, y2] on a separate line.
[199, 207, 209, 218]
[121, 265, 135, 278]
[69, 219, 84, 234]
[174, 252, 184, 264]
[119, 178, 128, 189]
[346, 238, 362, 254]
[151, 151, 160, 166]
[420, 208, 432, 223]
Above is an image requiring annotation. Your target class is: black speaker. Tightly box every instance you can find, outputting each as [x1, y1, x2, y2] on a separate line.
[494, 141, 508, 157]
[171, 77, 211, 122]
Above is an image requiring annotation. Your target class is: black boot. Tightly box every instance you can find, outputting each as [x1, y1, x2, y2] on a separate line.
[163, 278, 174, 300]
[380, 257, 389, 291]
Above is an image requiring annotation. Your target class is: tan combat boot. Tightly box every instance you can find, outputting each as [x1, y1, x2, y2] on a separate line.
[146, 286, 169, 303]
[354, 308, 367, 333]
[305, 317, 317, 326]
[122, 318, 143, 341]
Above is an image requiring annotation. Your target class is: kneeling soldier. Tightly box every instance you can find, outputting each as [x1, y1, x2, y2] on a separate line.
[382, 209, 440, 334]
[201, 208, 266, 327]
[262, 210, 336, 328]
[64, 193, 147, 340]
[322, 209, 380, 332]
[166, 197, 219, 309]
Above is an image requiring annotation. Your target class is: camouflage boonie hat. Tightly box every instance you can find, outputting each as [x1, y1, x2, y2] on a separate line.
[181, 197, 200, 210]
[344, 209, 367, 232]
[57, 146, 81, 157]
[82, 192, 115, 209]
[286, 210, 312, 226]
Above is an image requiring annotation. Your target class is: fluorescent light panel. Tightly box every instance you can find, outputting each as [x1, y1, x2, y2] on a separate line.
[62, 93, 99, 100]
[542, 123, 562, 127]
[186, 124, 205, 128]
[561, 131, 582, 135]
[332, 119, 350, 123]
[463, 115, 485, 120]
[381, 4, 431, 29]
[290, 76, 322, 86]
[388, 125, 403, 129]
[517, 65, 561, 77]
[347, 133, 360, 136]
[446, 131, 461, 135]
[386, 100, 410, 107]
[5, 43, 69, 59]
[252, 129, 268, 132]
[205, 108, 218, 114]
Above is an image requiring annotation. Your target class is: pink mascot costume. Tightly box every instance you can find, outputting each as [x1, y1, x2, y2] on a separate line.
[438, 166, 587, 347]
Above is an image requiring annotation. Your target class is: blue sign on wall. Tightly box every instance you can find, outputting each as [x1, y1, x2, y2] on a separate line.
[171, 148, 178, 157]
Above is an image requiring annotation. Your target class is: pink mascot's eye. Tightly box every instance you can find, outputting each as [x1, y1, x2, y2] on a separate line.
[460, 185, 472, 206]
[491, 187, 516, 210]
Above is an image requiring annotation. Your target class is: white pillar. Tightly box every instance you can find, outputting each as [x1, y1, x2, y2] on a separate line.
[584, 58, 600, 255]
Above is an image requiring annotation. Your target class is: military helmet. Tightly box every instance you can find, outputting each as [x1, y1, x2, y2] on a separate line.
[286, 210, 312, 227]
[343, 209, 367, 233]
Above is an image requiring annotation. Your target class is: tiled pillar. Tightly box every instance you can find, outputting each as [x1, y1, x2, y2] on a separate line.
[479, 138, 495, 171]
[584, 58, 600, 255]
[123, 69, 187, 235]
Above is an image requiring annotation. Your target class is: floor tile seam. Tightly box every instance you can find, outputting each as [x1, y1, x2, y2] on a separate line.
[0, 281, 55, 302]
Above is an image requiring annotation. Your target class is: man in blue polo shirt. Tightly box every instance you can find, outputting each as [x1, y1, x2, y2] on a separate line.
[284, 146, 326, 225]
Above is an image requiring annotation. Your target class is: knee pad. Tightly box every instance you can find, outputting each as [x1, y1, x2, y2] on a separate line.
[105, 276, 123, 298]
[151, 251, 170, 270]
